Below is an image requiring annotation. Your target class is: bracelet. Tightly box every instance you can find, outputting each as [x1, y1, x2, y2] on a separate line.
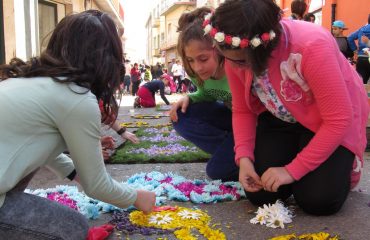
[116, 127, 126, 135]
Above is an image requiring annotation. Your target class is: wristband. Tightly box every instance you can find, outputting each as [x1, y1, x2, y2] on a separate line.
[116, 127, 126, 135]
[66, 169, 77, 181]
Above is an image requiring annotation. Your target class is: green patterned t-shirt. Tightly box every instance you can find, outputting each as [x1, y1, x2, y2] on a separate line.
[188, 76, 232, 108]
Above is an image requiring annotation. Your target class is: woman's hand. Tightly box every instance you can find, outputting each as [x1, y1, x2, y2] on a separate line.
[261, 167, 295, 192]
[169, 95, 190, 122]
[239, 157, 263, 192]
[134, 190, 156, 214]
[121, 131, 140, 144]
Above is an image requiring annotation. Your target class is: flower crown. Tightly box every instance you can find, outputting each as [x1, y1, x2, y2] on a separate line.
[202, 12, 276, 49]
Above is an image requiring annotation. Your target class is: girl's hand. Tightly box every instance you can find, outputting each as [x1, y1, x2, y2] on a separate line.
[122, 131, 140, 144]
[102, 148, 111, 161]
[169, 96, 190, 122]
[101, 136, 115, 149]
[261, 167, 295, 192]
[239, 157, 263, 192]
[134, 190, 156, 214]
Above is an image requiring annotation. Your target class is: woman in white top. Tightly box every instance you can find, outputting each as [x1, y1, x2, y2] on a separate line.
[0, 10, 155, 239]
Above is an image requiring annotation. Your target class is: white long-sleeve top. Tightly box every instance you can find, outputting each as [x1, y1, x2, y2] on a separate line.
[0, 77, 137, 208]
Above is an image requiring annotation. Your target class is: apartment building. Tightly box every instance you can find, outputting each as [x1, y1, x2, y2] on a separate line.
[146, 0, 226, 66]
[0, 0, 124, 64]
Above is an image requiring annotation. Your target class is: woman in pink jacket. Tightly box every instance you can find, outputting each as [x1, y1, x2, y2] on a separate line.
[205, 0, 369, 215]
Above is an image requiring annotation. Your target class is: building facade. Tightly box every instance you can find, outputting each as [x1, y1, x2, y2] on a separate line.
[146, 0, 228, 67]
[145, 2, 163, 66]
[0, 0, 124, 64]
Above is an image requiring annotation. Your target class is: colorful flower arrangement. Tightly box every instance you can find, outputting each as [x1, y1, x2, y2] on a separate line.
[128, 206, 226, 240]
[120, 121, 172, 128]
[269, 232, 339, 240]
[27, 171, 245, 219]
[126, 171, 245, 205]
[111, 127, 210, 163]
[202, 12, 276, 49]
[26, 185, 118, 219]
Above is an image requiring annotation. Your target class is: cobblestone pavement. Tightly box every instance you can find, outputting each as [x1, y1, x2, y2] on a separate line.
[28, 94, 370, 240]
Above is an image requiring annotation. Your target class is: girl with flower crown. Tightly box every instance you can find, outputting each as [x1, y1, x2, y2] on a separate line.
[0, 10, 155, 239]
[206, 0, 369, 215]
[169, 7, 239, 182]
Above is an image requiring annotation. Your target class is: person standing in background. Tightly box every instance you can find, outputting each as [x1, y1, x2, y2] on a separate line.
[332, 20, 354, 60]
[348, 14, 370, 83]
[130, 63, 141, 96]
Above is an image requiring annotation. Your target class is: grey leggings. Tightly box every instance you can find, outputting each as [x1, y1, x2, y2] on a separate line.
[0, 171, 89, 239]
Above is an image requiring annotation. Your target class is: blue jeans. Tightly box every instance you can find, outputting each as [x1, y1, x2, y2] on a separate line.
[173, 102, 239, 181]
[0, 171, 89, 240]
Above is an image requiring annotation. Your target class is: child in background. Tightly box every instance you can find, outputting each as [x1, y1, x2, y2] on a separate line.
[135, 77, 170, 108]
[208, 0, 368, 215]
[161, 73, 177, 94]
[144, 65, 152, 81]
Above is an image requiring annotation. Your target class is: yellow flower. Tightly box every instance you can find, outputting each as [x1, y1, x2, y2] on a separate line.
[129, 206, 226, 240]
[269, 232, 339, 240]
[269, 233, 296, 240]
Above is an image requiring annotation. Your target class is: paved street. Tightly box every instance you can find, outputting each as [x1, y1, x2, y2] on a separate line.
[28, 94, 370, 240]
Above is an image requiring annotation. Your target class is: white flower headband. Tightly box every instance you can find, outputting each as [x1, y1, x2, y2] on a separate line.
[202, 12, 276, 49]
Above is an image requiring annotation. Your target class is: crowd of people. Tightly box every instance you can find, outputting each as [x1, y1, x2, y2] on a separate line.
[290, 0, 370, 83]
[0, 0, 369, 239]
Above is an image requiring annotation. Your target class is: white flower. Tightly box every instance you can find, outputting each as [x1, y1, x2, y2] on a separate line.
[204, 13, 212, 21]
[178, 210, 202, 220]
[149, 213, 173, 225]
[266, 214, 286, 229]
[269, 30, 276, 40]
[250, 36, 262, 47]
[249, 200, 293, 229]
[250, 213, 267, 225]
[214, 32, 225, 43]
[231, 37, 241, 47]
[203, 24, 212, 35]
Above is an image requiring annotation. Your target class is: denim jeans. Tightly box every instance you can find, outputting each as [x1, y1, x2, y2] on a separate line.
[173, 102, 239, 181]
[0, 173, 89, 240]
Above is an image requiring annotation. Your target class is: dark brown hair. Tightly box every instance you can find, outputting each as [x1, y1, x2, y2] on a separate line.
[177, 7, 223, 84]
[212, 0, 282, 76]
[291, 0, 307, 20]
[0, 10, 123, 124]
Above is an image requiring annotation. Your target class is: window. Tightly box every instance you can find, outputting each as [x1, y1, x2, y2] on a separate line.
[38, 0, 57, 52]
[167, 23, 172, 42]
